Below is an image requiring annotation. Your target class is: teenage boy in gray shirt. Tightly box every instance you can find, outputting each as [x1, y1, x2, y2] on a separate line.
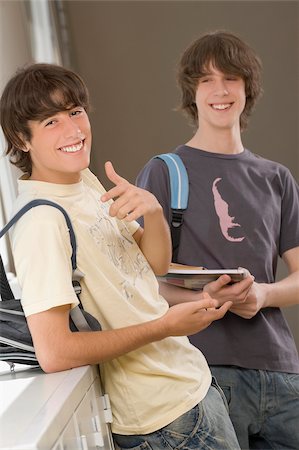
[136, 31, 299, 450]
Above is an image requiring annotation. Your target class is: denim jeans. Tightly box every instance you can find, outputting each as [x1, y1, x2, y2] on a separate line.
[113, 378, 240, 450]
[211, 366, 299, 450]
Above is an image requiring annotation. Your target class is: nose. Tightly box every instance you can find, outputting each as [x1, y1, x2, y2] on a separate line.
[214, 79, 229, 96]
[63, 116, 82, 139]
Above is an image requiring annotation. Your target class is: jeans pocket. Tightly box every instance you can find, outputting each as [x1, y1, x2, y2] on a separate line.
[218, 384, 232, 407]
[113, 436, 152, 450]
[113, 406, 202, 450]
[280, 372, 299, 397]
[211, 376, 230, 411]
[162, 404, 203, 448]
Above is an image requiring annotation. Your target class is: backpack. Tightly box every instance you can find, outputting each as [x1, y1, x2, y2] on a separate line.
[0, 199, 101, 372]
[154, 153, 189, 262]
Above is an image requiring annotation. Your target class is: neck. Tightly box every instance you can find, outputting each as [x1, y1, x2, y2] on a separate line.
[29, 170, 82, 184]
[187, 127, 244, 154]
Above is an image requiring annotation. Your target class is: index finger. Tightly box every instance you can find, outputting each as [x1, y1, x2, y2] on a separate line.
[104, 161, 126, 186]
[194, 298, 219, 310]
[101, 161, 128, 202]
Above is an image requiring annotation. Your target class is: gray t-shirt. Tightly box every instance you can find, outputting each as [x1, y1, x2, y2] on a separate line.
[136, 145, 299, 373]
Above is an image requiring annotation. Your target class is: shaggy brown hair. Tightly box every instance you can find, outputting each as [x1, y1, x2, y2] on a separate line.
[0, 63, 90, 175]
[177, 31, 263, 130]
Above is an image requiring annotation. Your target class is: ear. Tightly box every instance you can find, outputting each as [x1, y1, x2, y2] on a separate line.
[17, 133, 31, 152]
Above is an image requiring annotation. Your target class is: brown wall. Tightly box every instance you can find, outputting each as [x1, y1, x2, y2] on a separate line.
[63, 0, 299, 345]
[1, 0, 297, 352]
[63, 0, 299, 185]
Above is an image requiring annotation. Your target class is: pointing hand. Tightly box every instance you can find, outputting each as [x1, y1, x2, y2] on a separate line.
[101, 161, 161, 221]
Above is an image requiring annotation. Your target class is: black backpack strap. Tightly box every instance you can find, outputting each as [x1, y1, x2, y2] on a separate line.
[1, 199, 100, 328]
[0, 199, 77, 270]
[154, 153, 189, 262]
[0, 199, 100, 371]
[0, 199, 79, 304]
[171, 210, 185, 263]
[0, 254, 14, 302]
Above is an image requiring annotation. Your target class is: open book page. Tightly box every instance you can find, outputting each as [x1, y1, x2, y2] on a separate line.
[157, 263, 247, 290]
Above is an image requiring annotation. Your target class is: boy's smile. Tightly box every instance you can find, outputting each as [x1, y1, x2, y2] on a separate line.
[210, 103, 233, 111]
[59, 139, 85, 153]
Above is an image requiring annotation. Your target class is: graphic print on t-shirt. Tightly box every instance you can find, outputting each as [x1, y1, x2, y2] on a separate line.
[88, 204, 150, 285]
[212, 177, 245, 242]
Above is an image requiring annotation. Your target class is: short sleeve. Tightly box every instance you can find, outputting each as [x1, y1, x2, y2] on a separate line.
[136, 157, 172, 227]
[11, 206, 79, 316]
[279, 168, 299, 256]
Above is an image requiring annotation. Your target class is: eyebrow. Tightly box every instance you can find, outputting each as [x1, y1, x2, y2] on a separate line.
[39, 114, 56, 123]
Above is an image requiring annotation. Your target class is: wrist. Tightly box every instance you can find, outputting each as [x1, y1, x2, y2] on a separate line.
[143, 202, 163, 220]
[259, 282, 271, 308]
[152, 314, 171, 340]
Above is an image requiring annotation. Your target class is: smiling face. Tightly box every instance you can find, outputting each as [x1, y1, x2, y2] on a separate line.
[177, 32, 262, 133]
[0, 63, 91, 177]
[24, 107, 92, 184]
[195, 65, 246, 135]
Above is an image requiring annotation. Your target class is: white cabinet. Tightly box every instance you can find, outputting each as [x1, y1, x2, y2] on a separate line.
[0, 364, 115, 449]
[54, 416, 79, 450]
[57, 376, 114, 450]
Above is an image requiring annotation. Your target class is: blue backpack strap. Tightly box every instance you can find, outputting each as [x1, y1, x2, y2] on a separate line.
[154, 153, 189, 262]
[155, 153, 189, 210]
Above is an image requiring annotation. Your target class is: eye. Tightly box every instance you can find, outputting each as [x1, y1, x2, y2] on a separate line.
[45, 119, 56, 127]
[70, 108, 83, 117]
[200, 77, 211, 83]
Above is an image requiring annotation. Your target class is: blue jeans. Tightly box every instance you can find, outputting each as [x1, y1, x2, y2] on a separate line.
[211, 366, 299, 450]
[113, 378, 240, 450]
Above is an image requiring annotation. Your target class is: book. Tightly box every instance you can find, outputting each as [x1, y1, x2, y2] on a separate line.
[157, 263, 247, 290]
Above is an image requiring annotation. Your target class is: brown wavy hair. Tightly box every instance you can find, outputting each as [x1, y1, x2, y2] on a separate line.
[176, 30, 263, 130]
[0, 63, 90, 175]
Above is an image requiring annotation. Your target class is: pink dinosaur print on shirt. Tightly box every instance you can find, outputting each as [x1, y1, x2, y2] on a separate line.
[212, 177, 245, 242]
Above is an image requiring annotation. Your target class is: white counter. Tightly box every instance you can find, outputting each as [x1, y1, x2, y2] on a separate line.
[0, 363, 114, 450]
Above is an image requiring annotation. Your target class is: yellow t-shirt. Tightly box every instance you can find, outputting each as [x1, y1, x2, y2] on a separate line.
[12, 168, 211, 434]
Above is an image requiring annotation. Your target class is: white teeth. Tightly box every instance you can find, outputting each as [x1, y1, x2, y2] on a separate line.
[212, 104, 231, 110]
[60, 141, 83, 153]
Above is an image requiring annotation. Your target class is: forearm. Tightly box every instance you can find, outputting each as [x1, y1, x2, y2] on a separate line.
[159, 281, 201, 306]
[263, 270, 299, 308]
[139, 207, 171, 275]
[31, 314, 167, 373]
[30, 295, 233, 373]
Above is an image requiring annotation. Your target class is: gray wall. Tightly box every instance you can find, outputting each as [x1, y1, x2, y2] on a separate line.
[63, 0, 299, 344]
